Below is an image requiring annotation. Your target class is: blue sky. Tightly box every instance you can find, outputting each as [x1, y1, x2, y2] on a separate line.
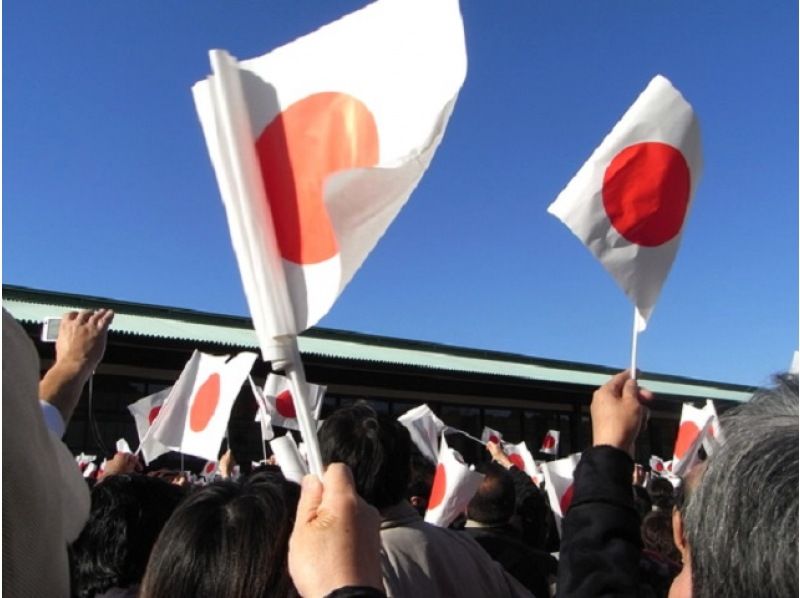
[4, 1, 797, 387]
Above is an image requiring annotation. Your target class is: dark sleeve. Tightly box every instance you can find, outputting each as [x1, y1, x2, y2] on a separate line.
[507, 465, 556, 551]
[324, 587, 387, 598]
[556, 446, 643, 598]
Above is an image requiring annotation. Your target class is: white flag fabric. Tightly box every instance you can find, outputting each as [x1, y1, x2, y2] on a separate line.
[424, 435, 484, 528]
[397, 404, 446, 464]
[505, 441, 541, 484]
[150, 350, 257, 463]
[75, 452, 97, 470]
[115, 438, 132, 455]
[248, 376, 276, 443]
[672, 400, 721, 477]
[541, 453, 581, 536]
[128, 387, 173, 463]
[255, 373, 325, 431]
[548, 75, 702, 329]
[192, 0, 467, 361]
[539, 430, 560, 455]
[270, 434, 308, 485]
[480, 426, 504, 445]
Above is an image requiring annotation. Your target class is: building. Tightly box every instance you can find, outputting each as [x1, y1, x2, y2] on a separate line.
[3, 284, 753, 470]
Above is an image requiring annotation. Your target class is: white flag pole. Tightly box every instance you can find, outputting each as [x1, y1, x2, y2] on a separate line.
[281, 339, 324, 477]
[630, 307, 640, 380]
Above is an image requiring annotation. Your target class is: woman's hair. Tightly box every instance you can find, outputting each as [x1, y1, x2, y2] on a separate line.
[69, 474, 186, 597]
[139, 470, 299, 598]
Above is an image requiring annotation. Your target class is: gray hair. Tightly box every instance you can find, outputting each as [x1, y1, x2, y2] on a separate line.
[683, 373, 798, 598]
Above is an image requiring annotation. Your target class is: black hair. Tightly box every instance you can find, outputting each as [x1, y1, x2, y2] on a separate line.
[467, 462, 516, 525]
[69, 474, 186, 597]
[139, 471, 299, 598]
[647, 477, 675, 511]
[641, 510, 680, 563]
[318, 401, 411, 509]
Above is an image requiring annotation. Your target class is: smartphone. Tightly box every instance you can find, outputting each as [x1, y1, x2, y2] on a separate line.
[41, 317, 61, 342]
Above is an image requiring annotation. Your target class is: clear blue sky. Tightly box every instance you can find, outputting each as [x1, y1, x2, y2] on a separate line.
[4, 1, 797, 387]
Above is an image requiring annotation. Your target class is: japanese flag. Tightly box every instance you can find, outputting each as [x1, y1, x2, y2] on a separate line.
[506, 441, 542, 484]
[539, 430, 560, 456]
[397, 404, 445, 464]
[649, 455, 668, 476]
[480, 426, 504, 446]
[541, 453, 581, 536]
[255, 373, 325, 431]
[128, 387, 173, 463]
[75, 452, 97, 471]
[424, 435, 485, 528]
[672, 400, 721, 477]
[548, 75, 702, 330]
[248, 376, 276, 443]
[191, 0, 467, 361]
[201, 460, 218, 480]
[150, 350, 258, 463]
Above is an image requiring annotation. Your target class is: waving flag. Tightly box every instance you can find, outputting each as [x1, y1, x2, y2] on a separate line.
[541, 453, 582, 536]
[149, 350, 257, 463]
[201, 460, 219, 480]
[254, 373, 325, 431]
[539, 429, 560, 456]
[248, 376, 276, 443]
[548, 75, 702, 329]
[397, 404, 446, 464]
[672, 400, 721, 476]
[129, 387, 173, 463]
[480, 426, 504, 446]
[191, 0, 467, 361]
[424, 435, 485, 527]
[506, 441, 542, 484]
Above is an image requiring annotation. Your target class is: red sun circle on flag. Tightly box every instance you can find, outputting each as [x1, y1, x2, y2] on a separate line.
[674, 421, 700, 460]
[205, 462, 216, 474]
[275, 390, 297, 418]
[488, 434, 500, 444]
[147, 406, 162, 425]
[427, 464, 447, 510]
[256, 92, 379, 265]
[602, 142, 691, 247]
[655, 461, 664, 472]
[542, 434, 556, 450]
[509, 454, 524, 470]
[189, 373, 221, 432]
[560, 483, 575, 514]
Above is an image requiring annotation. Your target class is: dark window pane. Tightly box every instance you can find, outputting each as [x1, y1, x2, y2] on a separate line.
[483, 408, 522, 444]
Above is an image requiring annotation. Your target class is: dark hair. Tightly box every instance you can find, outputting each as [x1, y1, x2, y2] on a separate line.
[139, 471, 298, 598]
[318, 401, 410, 509]
[69, 474, 186, 597]
[467, 462, 516, 525]
[641, 511, 680, 563]
[683, 373, 799, 598]
[632, 485, 653, 521]
[648, 477, 675, 511]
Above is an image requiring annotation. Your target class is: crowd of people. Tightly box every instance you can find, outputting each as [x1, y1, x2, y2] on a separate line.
[3, 307, 798, 597]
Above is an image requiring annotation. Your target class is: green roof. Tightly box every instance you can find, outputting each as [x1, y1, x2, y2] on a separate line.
[2, 285, 755, 402]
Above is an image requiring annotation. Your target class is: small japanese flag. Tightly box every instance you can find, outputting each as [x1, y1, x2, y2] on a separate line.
[424, 435, 484, 528]
[255, 373, 325, 431]
[150, 350, 257, 463]
[541, 453, 582, 536]
[397, 404, 445, 464]
[248, 376, 276, 443]
[672, 400, 721, 477]
[548, 75, 702, 330]
[539, 430, 560, 456]
[480, 426, 504, 446]
[201, 460, 218, 480]
[128, 387, 173, 463]
[505, 441, 541, 484]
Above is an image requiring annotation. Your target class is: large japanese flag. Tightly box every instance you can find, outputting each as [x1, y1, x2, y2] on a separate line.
[397, 404, 446, 464]
[541, 453, 581, 535]
[192, 0, 467, 361]
[149, 350, 257, 463]
[255, 373, 325, 430]
[424, 435, 485, 528]
[548, 75, 702, 329]
[128, 387, 173, 463]
[672, 400, 721, 477]
[539, 429, 560, 456]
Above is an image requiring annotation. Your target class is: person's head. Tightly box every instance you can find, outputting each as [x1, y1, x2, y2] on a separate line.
[467, 462, 516, 526]
[641, 510, 680, 564]
[670, 373, 798, 598]
[318, 402, 411, 509]
[406, 447, 436, 516]
[648, 477, 675, 511]
[140, 471, 299, 598]
[632, 485, 653, 521]
[69, 474, 186, 597]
